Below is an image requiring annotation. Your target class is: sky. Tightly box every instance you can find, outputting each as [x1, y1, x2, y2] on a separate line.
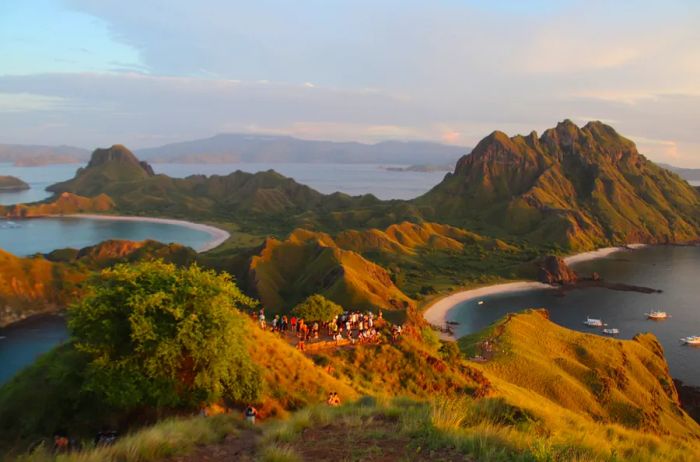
[0, 0, 699, 166]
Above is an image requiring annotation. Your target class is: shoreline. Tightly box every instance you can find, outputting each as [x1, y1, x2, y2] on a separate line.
[63, 214, 230, 252]
[563, 243, 647, 265]
[423, 244, 649, 339]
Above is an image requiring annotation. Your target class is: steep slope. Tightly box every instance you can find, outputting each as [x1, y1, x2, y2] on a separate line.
[460, 309, 699, 438]
[249, 229, 414, 312]
[47, 145, 155, 197]
[418, 120, 700, 250]
[0, 250, 83, 327]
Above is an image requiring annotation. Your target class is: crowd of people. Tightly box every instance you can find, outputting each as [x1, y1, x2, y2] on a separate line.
[253, 307, 403, 349]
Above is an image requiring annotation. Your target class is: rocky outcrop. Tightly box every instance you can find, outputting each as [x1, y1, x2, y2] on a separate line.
[418, 120, 700, 250]
[537, 255, 577, 284]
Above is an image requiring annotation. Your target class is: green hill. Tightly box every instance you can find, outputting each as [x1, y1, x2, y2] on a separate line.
[417, 120, 700, 250]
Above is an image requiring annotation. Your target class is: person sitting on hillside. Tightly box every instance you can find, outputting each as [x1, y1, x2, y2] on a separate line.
[312, 321, 320, 339]
[244, 404, 258, 424]
[327, 392, 341, 406]
[53, 431, 70, 453]
[297, 338, 306, 352]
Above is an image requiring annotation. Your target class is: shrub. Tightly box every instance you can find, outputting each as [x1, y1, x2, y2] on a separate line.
[69, 260, 261, 410]
[291, 294, 343, 322]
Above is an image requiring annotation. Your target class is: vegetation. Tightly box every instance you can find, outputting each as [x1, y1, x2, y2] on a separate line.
[291, 294, 343, 322]
[69, 261, 261, 409]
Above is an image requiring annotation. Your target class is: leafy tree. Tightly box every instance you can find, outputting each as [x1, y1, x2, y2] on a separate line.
[69, 260, 260, 409]
[291, 294, 343, 322]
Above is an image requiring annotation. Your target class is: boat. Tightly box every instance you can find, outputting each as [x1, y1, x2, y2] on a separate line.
[584, 317, 605, 327]
[477, 301, 484, 305]
[645, 310, 669, 320]
[680, 336, 700, 345]
[602, 328, 619, 335]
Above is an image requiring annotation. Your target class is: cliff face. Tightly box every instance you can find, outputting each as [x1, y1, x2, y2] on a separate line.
[538, 255, 578, 284]
[47, 145, 155, 197]
[418, 120, 700, 250]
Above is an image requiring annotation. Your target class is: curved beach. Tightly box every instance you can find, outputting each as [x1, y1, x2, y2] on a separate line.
[65, 214, 230, 252]
[424, 244, 648, 338]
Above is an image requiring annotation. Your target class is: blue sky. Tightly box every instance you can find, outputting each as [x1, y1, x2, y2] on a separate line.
[0, 0, 699, 166]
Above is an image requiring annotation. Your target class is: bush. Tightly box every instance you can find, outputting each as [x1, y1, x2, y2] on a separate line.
[291, 294, 343, 322]
[69, 261, 261, 410]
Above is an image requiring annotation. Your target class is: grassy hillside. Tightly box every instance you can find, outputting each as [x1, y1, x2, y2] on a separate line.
[13, 311, 700, 461]
[0, 250, 83, 327]
[459, 310, 699, 439]
[0, 241, 198, 326]
[0, 193, 114, 218]
[249, 229, 414, 312]
[418, 120, 700, 250]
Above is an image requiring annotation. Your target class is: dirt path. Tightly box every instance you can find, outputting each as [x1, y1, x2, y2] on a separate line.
[167, 427, 260, 462]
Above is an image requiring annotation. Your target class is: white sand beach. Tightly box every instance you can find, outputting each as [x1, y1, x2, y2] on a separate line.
[424, 244, 649, 338]
[563, 244, 647, 265]
[423, 281, 555, 337]
[65, 214, 230, 252]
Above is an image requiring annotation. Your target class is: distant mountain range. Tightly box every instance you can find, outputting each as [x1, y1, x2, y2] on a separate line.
[134, 133, 469, 165]
[658, 163, 700, 182]
[0, 144, 89, 166]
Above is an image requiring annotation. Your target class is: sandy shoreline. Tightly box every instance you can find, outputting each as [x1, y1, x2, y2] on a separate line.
[563, 243, 646, 265]
[424, 244, 649, 339]
[63, 214, 230, 252]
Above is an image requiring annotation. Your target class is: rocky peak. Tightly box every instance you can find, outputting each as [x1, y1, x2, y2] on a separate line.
[87, 145, 155, 176]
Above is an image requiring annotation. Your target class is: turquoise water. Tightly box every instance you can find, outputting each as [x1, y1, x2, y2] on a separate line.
[0, 217, 213, 256]
[445, 245, 700, 386]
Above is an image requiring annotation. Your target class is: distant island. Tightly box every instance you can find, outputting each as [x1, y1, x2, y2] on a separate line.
[382, 164, 452, 172]
[0, 175, 29, 191]
[0, 143, 89, 166]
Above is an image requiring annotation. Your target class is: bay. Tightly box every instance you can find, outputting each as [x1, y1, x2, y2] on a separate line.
[445, 245, 700, 386]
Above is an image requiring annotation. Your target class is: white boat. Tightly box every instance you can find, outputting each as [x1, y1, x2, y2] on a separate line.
[680, 336, 700, 345]
[584, 317, 605, 327]
[602, 328, 620, 335]
[646, 310, 669, 320]
[477, 301, 484, 305]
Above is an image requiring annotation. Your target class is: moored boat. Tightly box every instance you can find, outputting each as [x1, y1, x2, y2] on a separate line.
[584, 317, 605, 327]
[645, 310, 669, 320]
[680, 336, 700, 345]
[602, 328, 619, 335]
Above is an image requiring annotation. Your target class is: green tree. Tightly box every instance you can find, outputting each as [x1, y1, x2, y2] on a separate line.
[69, 260, 260, 410]
[291, 294, 343, 322]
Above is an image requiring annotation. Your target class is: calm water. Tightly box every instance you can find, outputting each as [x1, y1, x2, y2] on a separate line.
[446, 245, 700, 386]
[0, 162, 449, 204]
[0, 316, 69, 384]
[0, 162, 79, 205]
[0, 217, 214, 256]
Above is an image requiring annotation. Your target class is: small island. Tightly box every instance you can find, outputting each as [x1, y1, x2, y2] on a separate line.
[0, 175, 29, 192]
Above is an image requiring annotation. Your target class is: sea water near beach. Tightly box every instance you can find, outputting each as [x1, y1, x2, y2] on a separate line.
[444, 245, 700, 386]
